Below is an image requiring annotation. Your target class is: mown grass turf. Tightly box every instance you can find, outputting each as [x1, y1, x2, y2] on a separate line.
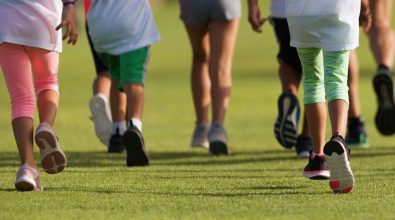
[0, 2, 394, 220]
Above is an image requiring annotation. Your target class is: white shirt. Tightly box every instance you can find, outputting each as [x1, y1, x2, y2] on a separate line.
[87, 0, 160, 55]
[0, 0, 62, 52]
[286, 0, 360, 51]
[270, 0, 286, 18]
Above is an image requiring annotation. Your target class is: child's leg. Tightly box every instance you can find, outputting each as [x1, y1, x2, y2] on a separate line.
[208, 19, 239, 124]
[348, 50, 361, 118]
[0, 43, 36, 167]
[323, 50, 350, 138]
[297, 48, 326, 154]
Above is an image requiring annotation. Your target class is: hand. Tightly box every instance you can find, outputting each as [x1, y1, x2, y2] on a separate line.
[248, 3, 267, 33]
[56, 4, 78, 45]
[360, 0, 372, 32]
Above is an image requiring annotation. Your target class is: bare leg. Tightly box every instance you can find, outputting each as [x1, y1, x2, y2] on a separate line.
[37, 90, 59, 125]
[93, 71, 111, 96]
[305, 103, 326, 154]
[110, 80, 127, 122]
[123, 83, 144, 120]
[208, 19, 239, 124]
[184, 25, 211, 125]
[348, 50, 361, 118]
[279, 62, 301, 95]
[328, 100, 349, 138]
[368, 0, 395, 68]
[12, 117, 36, 167]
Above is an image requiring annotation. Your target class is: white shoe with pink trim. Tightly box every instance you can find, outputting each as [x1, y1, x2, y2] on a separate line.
[15, 164, 43, 191]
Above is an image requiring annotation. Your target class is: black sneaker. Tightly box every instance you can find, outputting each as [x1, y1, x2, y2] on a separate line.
[123, 124, 149, 166]
[346, 117, 369, 148]
[373, 66, 395, 135]
[108, 130, 124, 153]
[324, 135, 354, 193]
[302, 152, 330, 180]
[295, 136, 313, 158]
[274, 92, 300, 148]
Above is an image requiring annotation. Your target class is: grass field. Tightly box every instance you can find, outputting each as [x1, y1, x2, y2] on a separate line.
[1, 2, 395, 220]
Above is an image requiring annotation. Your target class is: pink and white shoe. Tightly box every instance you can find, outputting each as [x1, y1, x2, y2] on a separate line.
[15, 164, 43, 191]
[35, 123, 67, 174]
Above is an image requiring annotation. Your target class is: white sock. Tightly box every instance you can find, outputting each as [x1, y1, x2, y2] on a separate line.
[130, 118, 142, 132]
[95, 93, 108, 102]
[112, 121, 127, 135]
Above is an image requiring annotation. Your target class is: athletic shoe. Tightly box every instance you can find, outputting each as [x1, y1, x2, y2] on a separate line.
[123, 123, 149, 166]
[346, 117, 369, 148]
[302, 152, 330, 180]
[108, 130, 125, 153]
[373, 68, 395, 135]
[324, 135, 354, 193]
[190, 124, 209, 148]
[208, 123, 228, 155]
[274, 92, 300, 148]
[15, 164, 43, 191]
[295, 136, 313, 158]
[89, 94, 112, 145]
[35, 123, 67, 174]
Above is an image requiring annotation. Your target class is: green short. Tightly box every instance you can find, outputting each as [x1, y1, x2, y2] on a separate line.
[99, 46, 150, 88]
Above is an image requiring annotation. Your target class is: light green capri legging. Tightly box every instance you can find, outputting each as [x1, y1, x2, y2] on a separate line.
[297, 48, 350, 104]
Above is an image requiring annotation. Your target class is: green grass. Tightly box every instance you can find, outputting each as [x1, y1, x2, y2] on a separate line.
[1, 2, 395, 220]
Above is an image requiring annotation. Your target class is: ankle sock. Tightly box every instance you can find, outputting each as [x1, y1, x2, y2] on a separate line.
[112, 121, 127, 135]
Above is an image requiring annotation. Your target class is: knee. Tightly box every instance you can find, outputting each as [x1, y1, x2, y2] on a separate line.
[325, 82, 349, 103]
[192, 50, 209, 64]
[35, 75, 59, 95]
[11, 93, 35, 120]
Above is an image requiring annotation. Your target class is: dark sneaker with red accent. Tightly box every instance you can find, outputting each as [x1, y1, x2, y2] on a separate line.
[123, 125, 149, 166]
[324, 135, 354, 193]
[373, 67, 395, 135]
[274, 92, 300, 148]
[302, 152, 330, 180]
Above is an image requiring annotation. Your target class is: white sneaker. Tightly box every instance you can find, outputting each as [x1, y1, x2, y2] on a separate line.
[190, 124, 209, 148]
[15, 164, 43, 191]
[89, 94, 112, 146]
[208, 123, 228, 155]
[35, 123, 67, 174]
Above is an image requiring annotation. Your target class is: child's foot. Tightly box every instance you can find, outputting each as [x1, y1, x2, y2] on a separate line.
[346, 117, 369, 148]
[89, 94, 112, 145]
[15, 164, 43, 191]
[324, 135, 354, 193]
[295, 136, 312, 158]
[274, 92, 300, 148]
[123, 125, 149, 166]
[190, 124, 209, 148]
[35, 123, 67, 174]
[302, 152, 330, 180]
[108, 130, 125, 153]
[208, 123, 228, 156]
[373, 67, 395, 135]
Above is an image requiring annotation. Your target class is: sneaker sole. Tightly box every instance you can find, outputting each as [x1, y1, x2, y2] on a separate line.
[209, 141, 228, 156]
[324, 140, 355, 193]
[123, 129, 149, 166]
[302, 170, 330, 180]
[35, 130, 67, 174]
[373, 74, 395, 135]
[274, 93, 299, 148]
[89, 95, 112, 145]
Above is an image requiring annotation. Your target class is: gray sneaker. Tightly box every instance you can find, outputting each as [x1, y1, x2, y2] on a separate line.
[191, 124, 209, 148]
[208, 123, 228, 155]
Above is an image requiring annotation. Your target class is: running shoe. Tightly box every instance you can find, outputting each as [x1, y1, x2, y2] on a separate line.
[346, 117, 369, 148]
[108, 129, 125, 153]
[35, 123, 67, 174]
[15, 164, 43, 191]
[123, 123, 149, 166]
[274, 92, 300, 148]
[324, 135, 354, 193]
[295, 136, 313, 158]
[373, 67, 395, 135]
[190, 124, 209, 148]
[89, 94, 112, 145]
[208, 123, 228, 155]
[302, 152, 330, 180]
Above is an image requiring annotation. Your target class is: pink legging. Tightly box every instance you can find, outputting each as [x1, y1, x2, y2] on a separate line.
[0, 43, 59, 121]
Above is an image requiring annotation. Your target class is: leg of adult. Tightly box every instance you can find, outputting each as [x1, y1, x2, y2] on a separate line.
[368, 0, 394, 68]
[208, 19, 239, 124]
[184, 25, 211, 125]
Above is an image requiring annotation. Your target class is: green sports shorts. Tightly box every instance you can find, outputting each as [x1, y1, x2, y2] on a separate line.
[99, 46, 150, 88]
